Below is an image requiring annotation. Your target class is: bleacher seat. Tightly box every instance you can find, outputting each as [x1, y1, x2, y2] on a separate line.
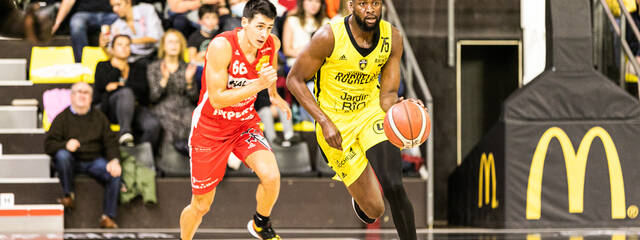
[29, 47, 82, 84]
[314, 146, 336, 177]
[80, 46, 109, 84]
[272, 142, 313, 176]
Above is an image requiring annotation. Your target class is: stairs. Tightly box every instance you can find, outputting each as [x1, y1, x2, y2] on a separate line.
[0, 38, 64, 233]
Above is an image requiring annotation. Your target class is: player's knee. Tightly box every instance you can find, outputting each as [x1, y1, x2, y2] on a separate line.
[192, 197, 212, 216]
[360, 197, 385, 218]
[367, 200, 385, 218]
[259, 170, 280, 186]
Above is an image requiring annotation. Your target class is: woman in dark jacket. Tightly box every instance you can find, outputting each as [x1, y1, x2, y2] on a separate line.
[93, 34, 160, 151]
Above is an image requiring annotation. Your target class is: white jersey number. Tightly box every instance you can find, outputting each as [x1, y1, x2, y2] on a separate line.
[232, 60, 248, 75]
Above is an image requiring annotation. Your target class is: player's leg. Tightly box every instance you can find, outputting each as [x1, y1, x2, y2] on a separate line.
[181, 130, 229, 240]
[367, 141, 417, 240]
[244, 150, 281, 239]
[345, 163, 386, 221]
[316, 120, 385, 222]
[180, 189, 216, 240]
[245, 150, 280, 218]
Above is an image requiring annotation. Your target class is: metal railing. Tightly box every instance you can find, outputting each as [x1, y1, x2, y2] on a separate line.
[599, 0, 640, 100]
[385, 0, 436, 228]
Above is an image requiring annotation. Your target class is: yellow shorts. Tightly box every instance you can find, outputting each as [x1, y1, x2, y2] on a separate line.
[316, 104, 388, 186]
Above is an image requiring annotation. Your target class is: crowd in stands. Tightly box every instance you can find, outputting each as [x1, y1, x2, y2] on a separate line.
[40, 0, 421, 228]
[45, 0, 345, 174]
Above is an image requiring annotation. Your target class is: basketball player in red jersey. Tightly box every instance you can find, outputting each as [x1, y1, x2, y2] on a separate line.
[179, 1, 289, 239]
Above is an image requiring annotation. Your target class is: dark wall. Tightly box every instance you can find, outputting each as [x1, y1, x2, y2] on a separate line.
[393, 0, 521, 224]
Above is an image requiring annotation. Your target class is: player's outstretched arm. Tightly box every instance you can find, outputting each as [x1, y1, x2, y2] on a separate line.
[379, 27, 404, 112]
[205, 37, 274, 109]
[286, 24, 344, 150]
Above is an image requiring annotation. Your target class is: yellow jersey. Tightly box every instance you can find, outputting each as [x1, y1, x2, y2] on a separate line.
[314, 16, 392, 115]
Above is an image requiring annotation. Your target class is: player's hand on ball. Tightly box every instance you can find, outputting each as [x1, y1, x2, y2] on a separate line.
[396, 97, 425, 109]
[257, 65, 277, 89]
[320, 120, 343, 150]
[271, 96, 292, 120]
[406, 98, 425, 109]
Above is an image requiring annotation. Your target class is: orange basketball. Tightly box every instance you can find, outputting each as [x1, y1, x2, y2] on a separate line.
[383, 100, 431, 149]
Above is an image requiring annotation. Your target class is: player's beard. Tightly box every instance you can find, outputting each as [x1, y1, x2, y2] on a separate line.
[353, 13, 380, 32]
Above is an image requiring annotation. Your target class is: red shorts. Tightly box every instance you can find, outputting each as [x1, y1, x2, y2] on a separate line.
[189, 121, 271, 195]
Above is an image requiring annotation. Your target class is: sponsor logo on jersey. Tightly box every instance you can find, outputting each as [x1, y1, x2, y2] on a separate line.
[256, 56, 271, 71]
[334, 72, 378, 85]
[340, 92, 370, 112]
[227, 76, 256, 88]
[212, 105, 255, 120]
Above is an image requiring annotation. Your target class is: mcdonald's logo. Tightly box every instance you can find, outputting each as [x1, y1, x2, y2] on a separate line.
[478, 153, 498, 209]
[526, 126, 626, 220]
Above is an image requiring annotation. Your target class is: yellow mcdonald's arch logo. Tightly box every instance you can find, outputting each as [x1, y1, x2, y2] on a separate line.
[478, 153, 498, 209]
[526, 126, 626, 220]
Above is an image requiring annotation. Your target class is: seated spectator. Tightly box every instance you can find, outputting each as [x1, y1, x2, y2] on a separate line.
[283, 0, 328, 122]
[51, 0, 117, 62]
[255, 89, 300, 147]
[44, 82, 121, 229]
[166, 0, 221, 38]
[187, 4, 220, 66]
[147, 29, 198, 174]
[102, 0, 164, 63]
[94, 34, 161, 152]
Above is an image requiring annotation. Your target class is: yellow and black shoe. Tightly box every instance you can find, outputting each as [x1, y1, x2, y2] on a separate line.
[247, 219, 281, 240]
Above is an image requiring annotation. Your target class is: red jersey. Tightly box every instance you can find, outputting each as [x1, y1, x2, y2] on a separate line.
[190, 28, 276, 140]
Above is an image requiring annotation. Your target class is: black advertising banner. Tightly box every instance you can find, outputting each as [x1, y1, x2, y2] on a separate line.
[449, 123, 505, 227]
[448, 0, 640, 228]
[504, 122, 640, 227]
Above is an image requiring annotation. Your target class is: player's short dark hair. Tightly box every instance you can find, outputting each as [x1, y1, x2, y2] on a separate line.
[242, 0, 277, 20]
[198, 4, 219, 19]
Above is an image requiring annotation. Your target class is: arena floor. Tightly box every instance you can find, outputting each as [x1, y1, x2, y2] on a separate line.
[4, 228, 640, 239]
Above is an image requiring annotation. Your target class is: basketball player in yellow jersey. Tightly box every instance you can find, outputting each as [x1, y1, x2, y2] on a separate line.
[287, 0, 419, 239]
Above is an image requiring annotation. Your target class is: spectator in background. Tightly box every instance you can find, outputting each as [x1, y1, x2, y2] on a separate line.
[283, 0, 328, 66]
[44, 82, 121, 229]
[282, 0, 328, 122]
[51, 0, 117, 62]
[254, 89, 299, 147]
[166, 0, 221, 39]
[94, 34, 161, 152]
[324, 0, 340, 19]
[102, 0, 164, 63]
[187, 4, 220, 66]
[331, 0, 350, 21]
[147, 29, 198, 174]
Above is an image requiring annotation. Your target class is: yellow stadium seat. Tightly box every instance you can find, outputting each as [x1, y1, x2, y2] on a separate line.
[42, 110, 52, 131]
[81, 46, 109, 84]
[29, 46, 82, 84]
[110, 124, 120, 132]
